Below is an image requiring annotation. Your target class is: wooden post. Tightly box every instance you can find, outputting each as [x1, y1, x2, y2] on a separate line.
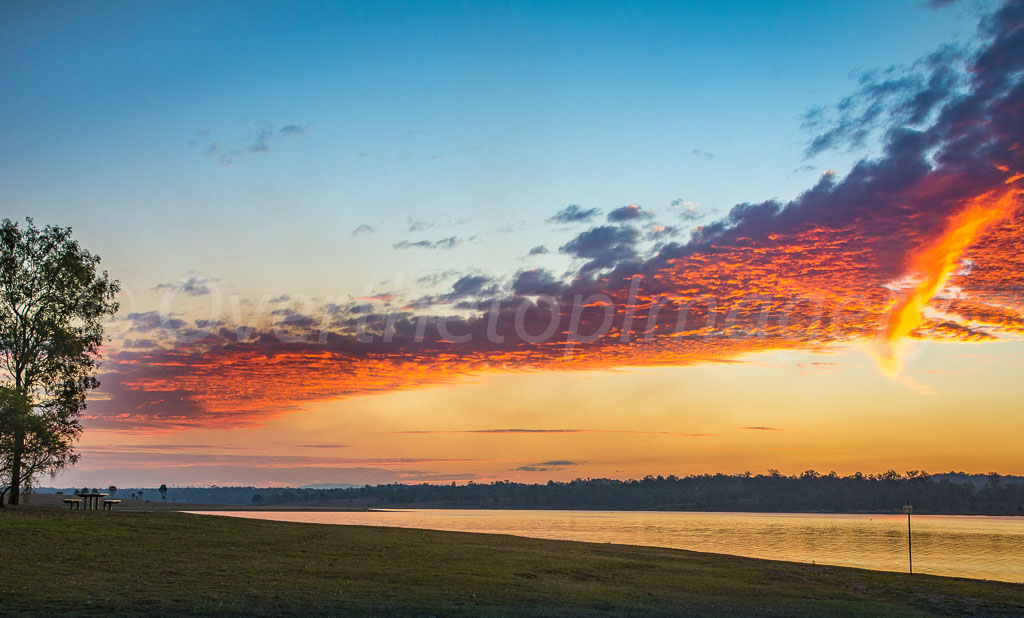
[903, 499, 913, 574]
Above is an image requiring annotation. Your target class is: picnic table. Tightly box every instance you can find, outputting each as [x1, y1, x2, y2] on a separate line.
[73, 492, 109, 510]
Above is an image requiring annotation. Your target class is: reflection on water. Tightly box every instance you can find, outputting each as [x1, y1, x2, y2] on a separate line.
[190, 509, 1024, 583]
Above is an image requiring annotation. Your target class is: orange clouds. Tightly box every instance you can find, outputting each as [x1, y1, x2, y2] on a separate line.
[878, 181, 1024, 373]
[89, 176, 1023, 432]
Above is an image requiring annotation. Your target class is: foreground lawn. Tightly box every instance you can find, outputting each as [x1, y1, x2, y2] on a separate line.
[1, 508, 1021, 616]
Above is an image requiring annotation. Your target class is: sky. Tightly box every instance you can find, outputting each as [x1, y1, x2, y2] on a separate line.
[2, 0, 1023, 487]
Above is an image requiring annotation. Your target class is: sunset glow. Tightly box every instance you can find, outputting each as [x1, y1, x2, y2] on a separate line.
[879, 179, 1023, 374]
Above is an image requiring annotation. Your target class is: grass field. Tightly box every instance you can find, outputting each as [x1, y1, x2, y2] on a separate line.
[1, 507, 1022, 616]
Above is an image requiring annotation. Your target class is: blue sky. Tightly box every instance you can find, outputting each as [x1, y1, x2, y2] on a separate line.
[2, 1, 983, 300]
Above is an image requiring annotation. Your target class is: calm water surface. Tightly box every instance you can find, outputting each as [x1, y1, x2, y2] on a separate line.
[191, 509, 1024, 583]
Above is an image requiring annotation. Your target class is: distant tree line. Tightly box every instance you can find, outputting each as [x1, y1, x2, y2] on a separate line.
[252, 471, 1024, 515]
[43, 485, 292, 506]
[41, 485, 347, 506]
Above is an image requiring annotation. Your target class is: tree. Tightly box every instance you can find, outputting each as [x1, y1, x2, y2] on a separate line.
[108, 485, 117, 497]
[0, 218, 119, 505]
[1, 386, 80, 507]
[159, 484, 167, 500]
[0, 386, 31, 507]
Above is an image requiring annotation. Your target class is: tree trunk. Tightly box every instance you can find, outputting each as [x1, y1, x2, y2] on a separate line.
[8, 429, 24, 505]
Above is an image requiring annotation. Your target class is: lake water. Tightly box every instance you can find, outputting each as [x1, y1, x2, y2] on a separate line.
[190, 509, 1024, 583]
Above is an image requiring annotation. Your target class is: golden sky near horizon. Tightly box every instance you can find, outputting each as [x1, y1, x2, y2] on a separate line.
[67, 339, 1024, 487]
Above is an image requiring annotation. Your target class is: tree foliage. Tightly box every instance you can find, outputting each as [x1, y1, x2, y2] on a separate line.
[249, 471, 1024, 515]
[0, 218, 119, 505]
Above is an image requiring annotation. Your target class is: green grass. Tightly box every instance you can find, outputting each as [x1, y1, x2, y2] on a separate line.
[1, 508, 1021, 616]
